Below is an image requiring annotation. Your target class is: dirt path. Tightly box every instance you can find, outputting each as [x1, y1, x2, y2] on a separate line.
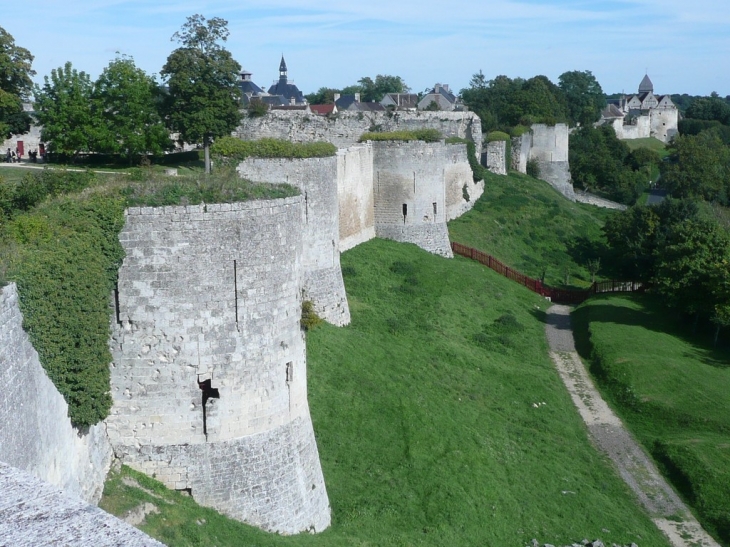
[545, 304, 720, 547]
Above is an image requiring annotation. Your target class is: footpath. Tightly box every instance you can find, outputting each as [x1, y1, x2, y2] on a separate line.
[545, 305, 720, 547]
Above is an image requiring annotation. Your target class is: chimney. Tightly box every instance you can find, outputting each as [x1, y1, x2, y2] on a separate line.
[355, 93, 361, 103]
[443, 84, 450, 92]
[434, 83, 441, 93]
[290, 97, 295, 105]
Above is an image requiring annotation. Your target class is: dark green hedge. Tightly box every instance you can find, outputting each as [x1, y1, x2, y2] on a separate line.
[359, 129, 442, 143]
[211, 136, 336, 160]
[6, 192, 126, 427]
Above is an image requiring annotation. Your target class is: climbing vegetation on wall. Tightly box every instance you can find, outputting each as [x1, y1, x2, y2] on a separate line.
[445, 137, 486, 182]
[5, 190, 126, 427]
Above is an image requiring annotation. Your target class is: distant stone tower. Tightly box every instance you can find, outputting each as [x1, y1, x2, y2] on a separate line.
[106, 197, 331, 534]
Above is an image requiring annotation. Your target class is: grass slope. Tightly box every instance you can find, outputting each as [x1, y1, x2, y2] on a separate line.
[573, 295, 730, 545]
[448, 171, 611, 288]
[102, 239, 668, 546]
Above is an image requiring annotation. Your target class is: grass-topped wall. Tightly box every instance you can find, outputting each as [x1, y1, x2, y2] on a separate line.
[0, 167, 298, 426]
[211, 136, 336, 160]
[358, 129, 442, 143]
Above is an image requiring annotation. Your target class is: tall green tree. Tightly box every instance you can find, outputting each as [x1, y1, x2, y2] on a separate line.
[661, 132, 730, 202]
[161, 14, 242, 174]
[0, 26, 35, 139]
[558, 70, 605, 126]
[34, 62, 95, 157]
[92, 56, 171, 162]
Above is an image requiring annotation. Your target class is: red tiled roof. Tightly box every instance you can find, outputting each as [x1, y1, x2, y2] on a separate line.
[310, 104, 336, 115]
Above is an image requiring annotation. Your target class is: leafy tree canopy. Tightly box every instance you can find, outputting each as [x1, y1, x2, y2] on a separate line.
[685, 96, 730, 125]
[558, 70, 605, 126]
[0, 26, 35, 138]
[305, 75, 409, 104]
[92, 55, 171, 161]
[161, 14, 242, 173]
[661, 132, 730, 202]
[34, 62, 95, 157]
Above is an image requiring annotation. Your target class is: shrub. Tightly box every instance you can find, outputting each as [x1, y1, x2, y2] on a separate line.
[300, 300, 322, 331]
[510, 125, 531, 137]
[211, 137, 336, 160]
[486, 131, 510, 143]
[359, 129, 442, 143]
[247, 99, 268, 118]
[526, 158, 541, 178]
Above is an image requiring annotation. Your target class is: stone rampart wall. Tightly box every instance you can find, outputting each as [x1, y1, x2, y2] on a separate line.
[372, 141, 454, 257]
[234, 110, 483, 151]
[486, 140, 507, 175]
[0, 283, 112, 504]
[106, 198, 330, 534]
[574, 191, 628, 210]
[236, 157, 350, 326]
[511, 132, 532, 173]
[337, 144, 375, 252]
[529, 124, 575, 200]
[650, 108, 679, 143]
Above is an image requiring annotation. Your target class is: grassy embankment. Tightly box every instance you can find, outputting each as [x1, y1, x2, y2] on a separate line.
[448, 170, 612, 288]
[101, 173, 670, 546]
[573, 295, 730, 545]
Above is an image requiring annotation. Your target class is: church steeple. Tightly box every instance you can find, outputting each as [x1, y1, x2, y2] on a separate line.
[279, 55, 288, 83]
[638, 74, 653, 94]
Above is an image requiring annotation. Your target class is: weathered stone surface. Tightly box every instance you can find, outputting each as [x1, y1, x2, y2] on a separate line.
[234, 110, 483, 151]
[107, 197, 331, 534]
[529, 124, 575, 200]
[337, 144, 376, 252]
[0, 462, 163, 546]
[237, 156, 350, 326]
[486, 140, 507, 175]
[0, 283, 112, 504]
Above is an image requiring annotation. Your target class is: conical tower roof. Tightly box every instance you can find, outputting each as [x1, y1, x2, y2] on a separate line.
[638, 74, 653, 94]
[279, 55, 287, 73]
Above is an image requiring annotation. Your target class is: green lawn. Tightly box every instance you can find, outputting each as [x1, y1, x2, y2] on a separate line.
[448, 170, 612, 288]
[102, 239, 669, 546]
[624, 137, 669, 158]
[573, 294, 730, 545]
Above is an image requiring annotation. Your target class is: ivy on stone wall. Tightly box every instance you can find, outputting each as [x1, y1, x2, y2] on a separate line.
[445, 137, 486, 182]
[5, 191, 126, 427]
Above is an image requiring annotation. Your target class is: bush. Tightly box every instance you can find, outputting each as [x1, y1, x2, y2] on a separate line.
[359, 129, 442, 143]
[211, 137, 336, 160]
[486, 131, 510, 142]
[526, 158, 541, 178]
[300, 300, 322, 331]
[510, 125, 531, 137]
[247, 99, 268, 118]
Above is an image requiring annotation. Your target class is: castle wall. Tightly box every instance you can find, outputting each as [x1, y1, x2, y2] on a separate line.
[372, 141, 454, 257]
[528, 124, 575, 200]
[236, 157, 350, 326]
[0, 283, 112, 504]
[650, 108, 679, 143]
[337, 144, 376, 252]
[234, 110, 483, 151]
[511, 132, 532, 173]
[442, 143, 483, 221]
[106, 198, 330, 534]
[616, 115, 651, 140]
[486, 140, 507, 175]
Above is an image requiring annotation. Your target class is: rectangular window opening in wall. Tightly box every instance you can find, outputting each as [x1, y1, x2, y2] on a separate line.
[433, 202, 437, 217]
[176, 487, 192, 497]
[114, 284, 122, 325]
[402, 203, 407, 224]
[286, 361, 294, 383]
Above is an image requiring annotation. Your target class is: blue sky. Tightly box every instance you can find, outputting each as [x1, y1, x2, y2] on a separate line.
[4, 0, 729, 97]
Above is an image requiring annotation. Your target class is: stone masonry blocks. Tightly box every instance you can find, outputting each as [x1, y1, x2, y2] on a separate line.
[0, 283, 112, 504]
[107, 196, 331, 533]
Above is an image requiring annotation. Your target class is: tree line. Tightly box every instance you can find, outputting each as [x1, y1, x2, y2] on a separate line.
[1, 16, 243, 173]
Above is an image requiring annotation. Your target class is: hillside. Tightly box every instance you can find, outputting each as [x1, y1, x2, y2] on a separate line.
[573, 295, 730, 545]
[102, 237, 669, 546]
[448, 170, 612, 288]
